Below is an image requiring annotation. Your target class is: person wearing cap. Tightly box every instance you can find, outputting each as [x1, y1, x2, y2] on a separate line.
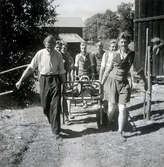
[101, 32, 147, 141]
[15, 35, 66, 139]
[92, 41, 105, 80]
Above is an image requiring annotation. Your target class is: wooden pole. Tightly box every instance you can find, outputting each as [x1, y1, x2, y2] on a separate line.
[143, 28, 149, 119]
[146, 46, 152, 120]
[0, 64, 29, 75]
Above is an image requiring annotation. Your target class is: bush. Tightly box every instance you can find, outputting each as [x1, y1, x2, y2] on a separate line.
[0, 0, 57, 106]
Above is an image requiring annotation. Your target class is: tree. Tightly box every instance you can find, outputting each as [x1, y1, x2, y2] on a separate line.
[98, 10, 120, 40]
[117, 2, 134, 40]
[83, 14, 101, 42]
[83, 3, 134, 42]
[83, 10, 120, 42]
[0, 0, 57, 105]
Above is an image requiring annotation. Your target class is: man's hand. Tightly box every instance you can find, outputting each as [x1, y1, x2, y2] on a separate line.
[15, 80, 22, 89]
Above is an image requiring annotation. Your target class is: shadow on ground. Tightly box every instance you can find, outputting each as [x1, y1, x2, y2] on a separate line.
[62, 100, 164, 139]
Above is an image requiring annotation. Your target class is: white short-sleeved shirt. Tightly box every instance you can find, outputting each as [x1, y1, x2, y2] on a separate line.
[101, 51, 113, 69]
[28, 49, 66, 75]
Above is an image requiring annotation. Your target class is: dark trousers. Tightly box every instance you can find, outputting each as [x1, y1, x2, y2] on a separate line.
[39, 75, 61, 134]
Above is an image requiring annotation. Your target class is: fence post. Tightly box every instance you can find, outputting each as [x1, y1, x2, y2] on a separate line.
[146, 46, 152, 120]
[143, 28, 149, 119]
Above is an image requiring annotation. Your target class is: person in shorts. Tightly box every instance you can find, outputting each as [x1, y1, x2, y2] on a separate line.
[101, 32, 147, 141]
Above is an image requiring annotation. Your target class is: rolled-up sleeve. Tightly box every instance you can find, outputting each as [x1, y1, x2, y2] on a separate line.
[74, 54, 80, 67]
[28, 53, 39, 71]
[101, 52, 107, 68]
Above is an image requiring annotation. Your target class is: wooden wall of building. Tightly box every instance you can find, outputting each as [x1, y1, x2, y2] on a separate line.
[134, 0, 164, 76]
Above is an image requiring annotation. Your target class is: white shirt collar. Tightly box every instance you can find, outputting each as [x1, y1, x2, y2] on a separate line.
[117, 48, 132, 59]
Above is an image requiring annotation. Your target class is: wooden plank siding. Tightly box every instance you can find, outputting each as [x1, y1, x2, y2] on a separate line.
[134, 0, 164, 76]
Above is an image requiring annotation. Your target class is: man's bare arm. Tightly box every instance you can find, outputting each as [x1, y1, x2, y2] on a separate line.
[16, 66, 33, 89]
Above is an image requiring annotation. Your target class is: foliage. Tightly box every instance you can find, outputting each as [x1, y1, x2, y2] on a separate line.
[0, 0, 57, 105]
[83, 2, 134, 42]
[117, 2, 134, 40]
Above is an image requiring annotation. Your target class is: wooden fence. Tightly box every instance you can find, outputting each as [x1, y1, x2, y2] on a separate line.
[0, 64, 28, 96]
[134, 0, 164, 76]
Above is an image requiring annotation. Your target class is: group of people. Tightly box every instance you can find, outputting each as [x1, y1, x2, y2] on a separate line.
[16, 32, 148, 141]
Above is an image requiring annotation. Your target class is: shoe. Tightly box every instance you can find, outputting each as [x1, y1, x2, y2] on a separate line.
[107, 120, 113, 131]
[54, 134, 61, 140]
[59, 131, 70, 137]
[117, 131, 127, 142]
[83, 102, 88, 109]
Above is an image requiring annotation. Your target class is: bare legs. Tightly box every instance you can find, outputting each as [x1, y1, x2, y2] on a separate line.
[118, 104, 126, 133]
[107, 101, 116, 122]
[107, 102, 127, 140]
[61, 97, 73, 124]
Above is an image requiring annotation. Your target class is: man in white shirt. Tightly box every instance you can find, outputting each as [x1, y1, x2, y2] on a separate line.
[16, 35, 66, 139]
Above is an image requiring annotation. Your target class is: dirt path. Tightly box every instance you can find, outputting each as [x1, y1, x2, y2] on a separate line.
[1, 84, 164, 167]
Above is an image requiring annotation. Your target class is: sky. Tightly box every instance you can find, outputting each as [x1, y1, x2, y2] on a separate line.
[52, 0, 135, 21]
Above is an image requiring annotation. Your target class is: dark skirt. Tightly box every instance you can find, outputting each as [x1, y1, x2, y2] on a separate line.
[103, 76, 131, 104]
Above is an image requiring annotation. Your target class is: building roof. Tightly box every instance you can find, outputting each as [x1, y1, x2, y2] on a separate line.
[53, 17, 85, 27]
[59, 33, 84, 43]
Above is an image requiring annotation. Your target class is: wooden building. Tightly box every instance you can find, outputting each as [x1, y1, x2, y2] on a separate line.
[43, 17, 85, 59]
[134, 0, 164, 76]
